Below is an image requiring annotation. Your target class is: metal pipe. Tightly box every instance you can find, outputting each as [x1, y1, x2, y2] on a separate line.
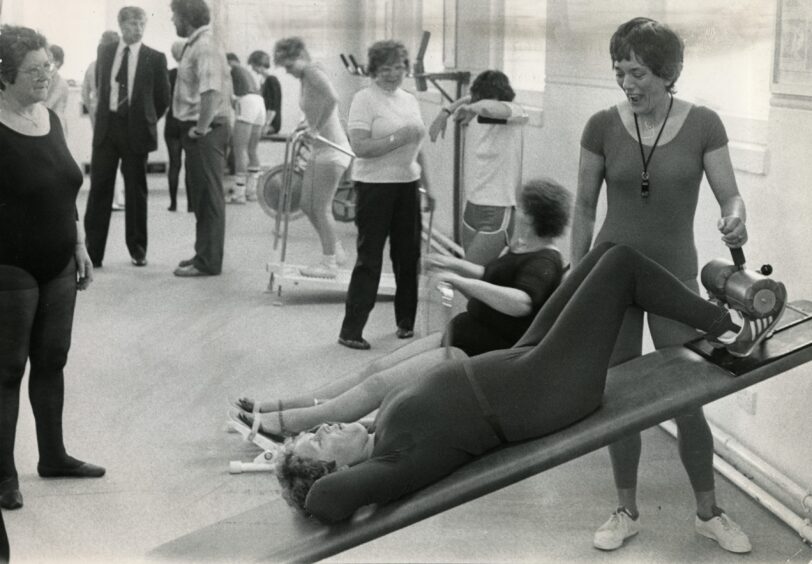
[313, 134, 356, 159]
[279, 130, 308, 262]
[659, 420, 812, 542]
[423, 221, 464, 257]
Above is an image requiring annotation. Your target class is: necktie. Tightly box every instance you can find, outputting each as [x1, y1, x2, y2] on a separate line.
[116, 46, 130, 116]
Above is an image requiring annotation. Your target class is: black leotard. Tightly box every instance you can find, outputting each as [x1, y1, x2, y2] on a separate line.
[0, 110, 83, 282]
[451, 248, 563, 355]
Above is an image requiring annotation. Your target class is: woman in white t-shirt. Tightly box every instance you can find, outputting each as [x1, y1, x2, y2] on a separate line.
[429, 70, 528, 265]
[338, 40, 435, 350]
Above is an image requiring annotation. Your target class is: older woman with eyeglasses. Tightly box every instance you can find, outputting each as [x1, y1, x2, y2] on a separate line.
[338, 39, 435, 350]
[0, 25, 105, 511]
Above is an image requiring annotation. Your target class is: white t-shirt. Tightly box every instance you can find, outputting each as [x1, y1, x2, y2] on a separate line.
[348, 84, 425, 183]
[463, 101, 526, 207]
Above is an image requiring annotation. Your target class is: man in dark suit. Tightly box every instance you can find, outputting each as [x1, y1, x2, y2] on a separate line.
[84, 6, 170, 268]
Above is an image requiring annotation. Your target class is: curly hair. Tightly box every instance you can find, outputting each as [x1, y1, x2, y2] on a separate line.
[470, 70, 515, 102]
[248, 50, 271, 70]
[610, 17, 684, 92]
[275, 443, 337, 514]
[170, 0, 211, 29]
[0, 25, 48, 90]
[366, 40, 409, 78]
[520, 178, 572, 239]
[273, 37, 308, 66]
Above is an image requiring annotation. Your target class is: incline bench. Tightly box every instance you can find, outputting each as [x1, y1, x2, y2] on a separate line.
[152, 300, 812, 563]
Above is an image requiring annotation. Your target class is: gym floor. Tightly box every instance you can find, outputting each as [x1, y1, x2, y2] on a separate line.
[3, 176, 811, 563]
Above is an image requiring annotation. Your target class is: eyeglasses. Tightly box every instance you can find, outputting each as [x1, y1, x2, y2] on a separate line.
[19, 62, 55, 78]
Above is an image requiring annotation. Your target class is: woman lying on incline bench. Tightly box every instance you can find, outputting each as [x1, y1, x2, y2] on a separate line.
[274, 242, 786, 523]
[230, 178, 570, 436]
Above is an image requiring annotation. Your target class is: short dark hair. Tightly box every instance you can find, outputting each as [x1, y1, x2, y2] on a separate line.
[170, 0, 211, 29]
[366, 40, 409, 78]
[118, 6, 147, 24]
[470, 70, 515, 102]
[99, 30, 120, 46]
[0, 25, 48, 89]
[275, 445, 337, 514]
[226, 52, 239, 64]
[610, 17, 684, 92]
[273, 37, 307, 66]
[520, 178, 572, 239]
[247, 50, 271, 69]
[48, 44, 64, 66]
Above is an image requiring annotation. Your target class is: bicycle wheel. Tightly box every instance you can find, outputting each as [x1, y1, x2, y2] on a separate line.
[257, 164, 305, 220]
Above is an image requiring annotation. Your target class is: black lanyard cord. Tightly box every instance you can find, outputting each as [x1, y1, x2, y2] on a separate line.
[633, 94, 674, 199]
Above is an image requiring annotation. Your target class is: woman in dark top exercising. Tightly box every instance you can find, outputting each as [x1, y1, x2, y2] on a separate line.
[231, 179, 568, 436]
[0, 25, 105, 511]
[276, 242, 785, 523]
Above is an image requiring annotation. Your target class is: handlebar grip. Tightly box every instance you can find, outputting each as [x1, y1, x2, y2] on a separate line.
[730, 247, 746, 268]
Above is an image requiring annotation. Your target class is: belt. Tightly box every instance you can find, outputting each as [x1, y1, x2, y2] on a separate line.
[462, 361, 508, 444]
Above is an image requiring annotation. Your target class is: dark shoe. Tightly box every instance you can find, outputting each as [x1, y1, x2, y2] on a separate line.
[396, 328, 414, 339]
[92, 261, 102, 268]
[131, 257, 148, 267]
[168, 203, 177, 211]
[177, 257, 195, 268]
[173, 264, 211, 277]
[338, 336, 371, 350]
[0, 477, 23, 510]
[38, 460, 106, 479]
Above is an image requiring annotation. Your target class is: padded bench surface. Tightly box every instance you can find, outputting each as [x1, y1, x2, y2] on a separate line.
[151, 300, 812, 563]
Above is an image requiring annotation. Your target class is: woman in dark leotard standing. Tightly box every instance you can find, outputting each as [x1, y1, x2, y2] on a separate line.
[0, 26, 105, 511]
[275, 242, 785, 523]
[572, 17, 753, 553]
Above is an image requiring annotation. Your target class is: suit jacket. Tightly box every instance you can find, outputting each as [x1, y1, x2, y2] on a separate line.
[93, 42, 170, 153]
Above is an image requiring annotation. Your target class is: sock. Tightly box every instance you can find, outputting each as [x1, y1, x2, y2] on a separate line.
[334, 241, 347, 264]
[717, 309, 744, 344]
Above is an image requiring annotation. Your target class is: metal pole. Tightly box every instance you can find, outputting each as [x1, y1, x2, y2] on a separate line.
[280, 131, 306, 262]
[452, 76, 469, 244]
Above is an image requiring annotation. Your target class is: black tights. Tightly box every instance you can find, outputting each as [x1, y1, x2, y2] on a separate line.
[483, 243, 736, 441]
[0, 262, 77, 481]
[165, 133, 189, 210]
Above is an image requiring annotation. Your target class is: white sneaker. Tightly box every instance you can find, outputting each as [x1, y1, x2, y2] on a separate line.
[593, 509, 640, 551]
[299, 262, 337, 279]
[335, 241, 348, 266]
[695, 512, 752, 553]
